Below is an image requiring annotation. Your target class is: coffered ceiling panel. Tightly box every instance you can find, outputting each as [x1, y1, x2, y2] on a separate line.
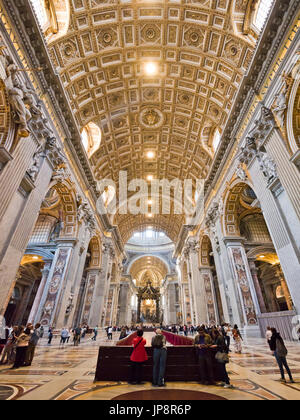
[48, 0, 255, 243]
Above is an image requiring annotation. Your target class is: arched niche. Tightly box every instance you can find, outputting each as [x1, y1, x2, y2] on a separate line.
[199, 235, 213, 267]
[88, 236, 101, 269]
[222, 179, 260, 237]
[44, 179, 78, 238]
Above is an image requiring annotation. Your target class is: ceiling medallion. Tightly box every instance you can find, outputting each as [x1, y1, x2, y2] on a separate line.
[140, 108, 164, 129]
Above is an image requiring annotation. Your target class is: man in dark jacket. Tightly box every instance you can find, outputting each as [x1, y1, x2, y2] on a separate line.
[194, 327, 215, 385]
[270, 328, 294, 383]
[152, 329, 167, 387]
[25, 323, 41, 366]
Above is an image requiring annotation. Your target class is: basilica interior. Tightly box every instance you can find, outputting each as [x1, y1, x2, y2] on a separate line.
[0, 0, 300, 401]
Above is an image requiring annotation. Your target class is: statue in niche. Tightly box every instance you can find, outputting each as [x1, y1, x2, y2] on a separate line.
[272, 75, 290, 128]
[27, 146, 44, 182]
[236, 164, 247, 181]
[257, 151, 277, 182]
[50, 211, 64, 241]
[5, 57, 32, 137]
[65, 293, 74, 316]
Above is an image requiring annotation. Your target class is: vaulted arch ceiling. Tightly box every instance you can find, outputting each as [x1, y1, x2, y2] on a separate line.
[48, 0, 255, 242]
[130, 256, 168, 287]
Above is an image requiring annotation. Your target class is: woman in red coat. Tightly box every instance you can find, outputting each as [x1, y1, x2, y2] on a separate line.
[129, 329, 148, 384]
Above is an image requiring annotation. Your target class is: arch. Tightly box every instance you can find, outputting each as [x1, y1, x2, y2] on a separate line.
[24, 247, 55, 262]
[199, 235, 213, 267]
[127, 254, 170, 277]
[88, 235, 101, 268]
[44, 179, 78, 238]
[222, 179, 258, 236]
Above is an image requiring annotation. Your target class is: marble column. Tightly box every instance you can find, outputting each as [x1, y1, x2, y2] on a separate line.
[37, 242, 74, 328]
[226, 241, 260, 330]
[188, 245, 207, 325]
[0, 156, 53, 316]
[89, 244, 113, 328]
[199, 268, 218, 325]
[118, 282, 130, 326]
[80, 268, 101, 326]
[167, 282, 177, 325]
[247, 154, 300, 313]
[28, 260, 52, 325]
[248, 260, 267, 314]
[274, 266, 293, 311]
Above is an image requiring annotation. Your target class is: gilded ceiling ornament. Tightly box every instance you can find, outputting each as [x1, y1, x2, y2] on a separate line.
[97, 27, 118, 48]
[183, 27, 205, 48]
[141, 24, 161, 43]
[140, 108, 163, 129]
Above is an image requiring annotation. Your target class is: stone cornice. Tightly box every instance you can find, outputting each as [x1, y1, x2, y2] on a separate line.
[2, 0, 98, 198]
[204, 0, 300, 197]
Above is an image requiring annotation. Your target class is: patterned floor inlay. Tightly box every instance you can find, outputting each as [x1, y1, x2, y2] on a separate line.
[0, 334, 299, 400]
[0, 369, 68, 376]
[112, 389, 227, 401]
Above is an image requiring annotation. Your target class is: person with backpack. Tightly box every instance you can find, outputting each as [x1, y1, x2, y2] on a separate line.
[91, 326, 98, 341]
[270, 328, 294, 383]
[73, 326, 81, 346]
[151, 329, 167, 387]
[129, 329, 148, 385]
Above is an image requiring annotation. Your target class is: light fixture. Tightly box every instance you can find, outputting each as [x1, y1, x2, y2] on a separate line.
[148, 199, 153, 205]
[146, 151, 155, 159]
[147, 213, 153, 218]
[147, 175, 154, 181]
[144, 62, 158, 76]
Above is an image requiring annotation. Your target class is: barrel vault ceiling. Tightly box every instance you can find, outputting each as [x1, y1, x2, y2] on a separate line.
[47, 0, 256, 243]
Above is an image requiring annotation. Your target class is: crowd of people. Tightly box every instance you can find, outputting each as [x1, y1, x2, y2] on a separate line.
[0, 320, 296, 385]
[0, 323, 42, 369]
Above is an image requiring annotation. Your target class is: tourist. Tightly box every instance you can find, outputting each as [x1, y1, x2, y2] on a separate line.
[60, 327, 69, 347]
[12, 326, 31, 369]
[266, 326, 272, 349]
[66, 328, 71, 343]
[0, 326, 18, 365]
[107, 326, 113, 340]
[40, 326, 44, 339]
[91, 326, 98, 341]
[152, 329, 167, 387]
[48, 327, 53, 345]
[232, 325, 243, 354]
[119, 327, 127, 340]
[81, 325, 87, 339]
[73, 326, 81, 346]
[270, 328, 294, 384]
[194, 327, 215, 385]
[213, 329, 233, 389]
[129, 329, 148, 385]
[25, 323, 41, 366]
[222, 324, 231, 351]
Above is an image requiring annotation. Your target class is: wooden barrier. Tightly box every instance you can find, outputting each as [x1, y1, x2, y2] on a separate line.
[94, 346, 224, 382]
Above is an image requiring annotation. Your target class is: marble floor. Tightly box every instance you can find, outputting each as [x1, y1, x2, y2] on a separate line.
[0, 332, 300, 400]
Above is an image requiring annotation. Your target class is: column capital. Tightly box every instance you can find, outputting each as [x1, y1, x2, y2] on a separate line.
[222, 236, 245, 247]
